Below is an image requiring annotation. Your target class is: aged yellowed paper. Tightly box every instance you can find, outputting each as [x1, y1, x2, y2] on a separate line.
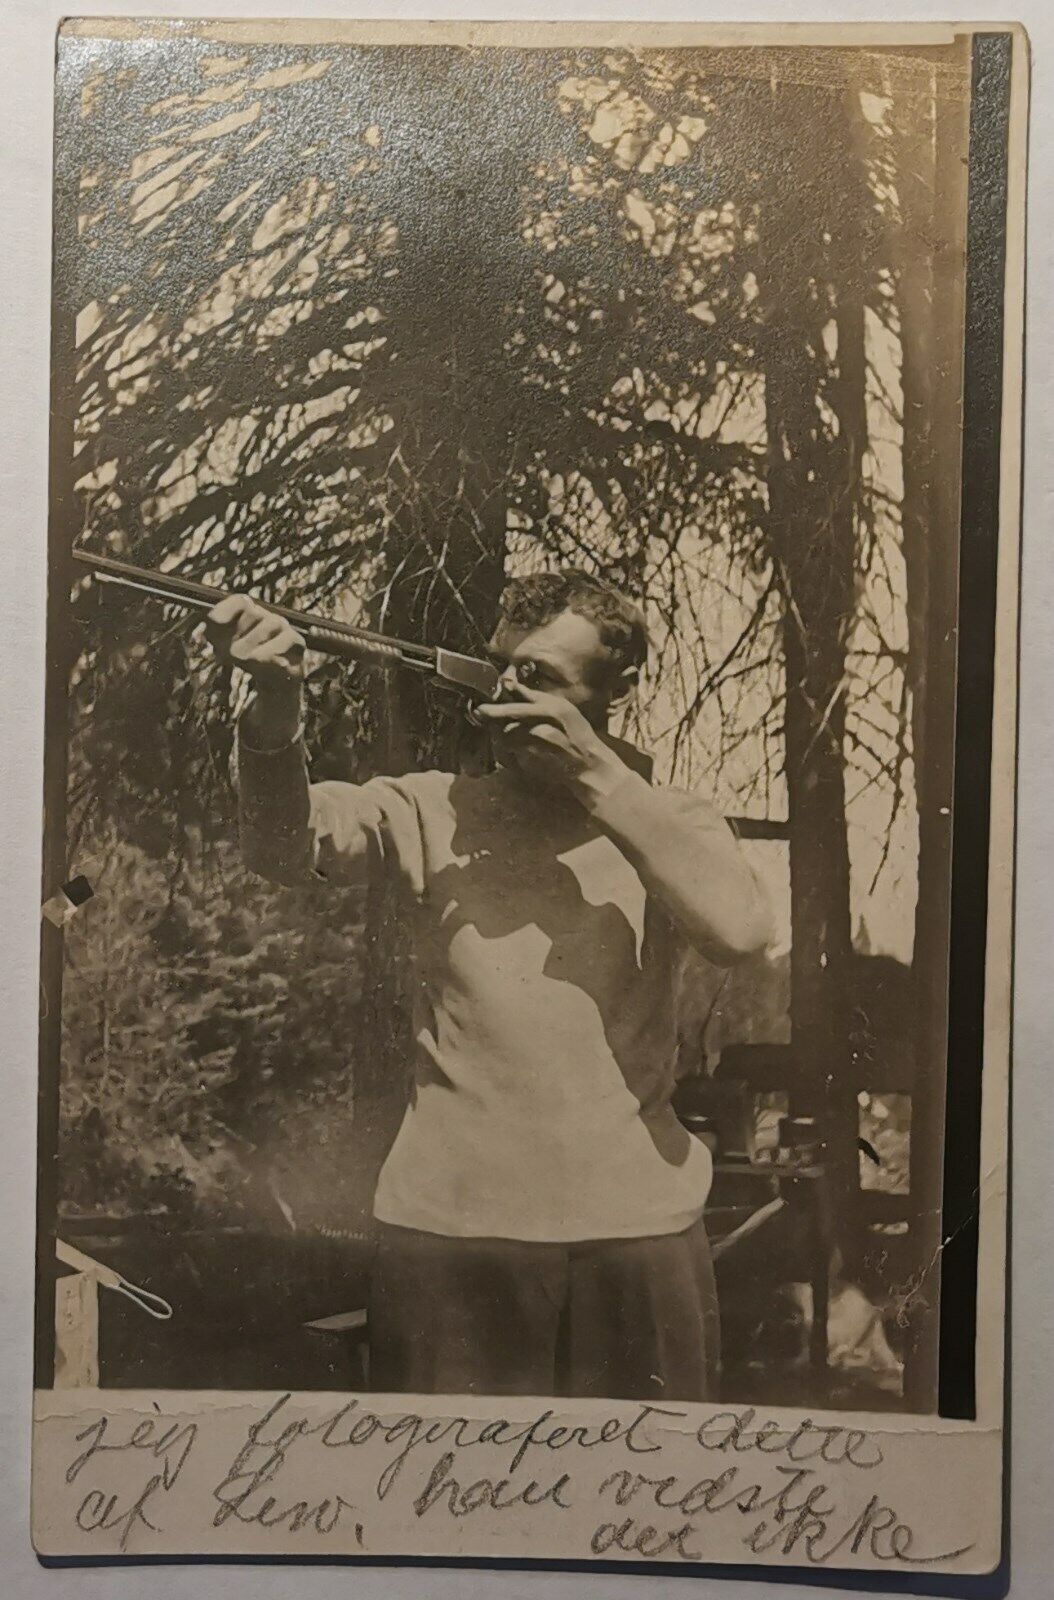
[34, 16, 1025, 1578]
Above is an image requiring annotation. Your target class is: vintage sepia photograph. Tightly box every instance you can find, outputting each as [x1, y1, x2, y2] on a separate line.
[33, 23, 1023, 1551]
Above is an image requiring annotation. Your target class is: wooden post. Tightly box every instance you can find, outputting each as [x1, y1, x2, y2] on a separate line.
[54, 1273, 99, 1389]
[758, 65, 864, 1268]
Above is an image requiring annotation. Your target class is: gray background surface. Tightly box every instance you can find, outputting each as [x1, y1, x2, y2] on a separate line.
[1, 2, 1049, 1596]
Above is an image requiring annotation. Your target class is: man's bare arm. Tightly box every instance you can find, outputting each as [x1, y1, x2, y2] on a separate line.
[205, 595, 315, 883]
[205, 596, 422, 891]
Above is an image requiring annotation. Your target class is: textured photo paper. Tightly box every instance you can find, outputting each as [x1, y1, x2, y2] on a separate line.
[33, 18, 1025, 1579]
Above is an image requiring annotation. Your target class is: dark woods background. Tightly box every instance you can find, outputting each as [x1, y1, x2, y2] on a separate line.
[47, 29, 972, 1407]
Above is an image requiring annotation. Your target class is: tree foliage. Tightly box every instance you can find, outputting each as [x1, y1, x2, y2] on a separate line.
[54, 36, 968, 1240]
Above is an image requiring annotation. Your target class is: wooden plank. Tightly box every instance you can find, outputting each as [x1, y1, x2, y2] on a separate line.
[304, 1308, 368, 1337]
[726, 816, 790, 841]
[717, 1043, 796, 1087]
[859, 1190, 913, 1224]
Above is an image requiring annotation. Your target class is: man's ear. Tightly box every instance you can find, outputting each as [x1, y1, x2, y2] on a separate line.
[607, 662, 640, 712]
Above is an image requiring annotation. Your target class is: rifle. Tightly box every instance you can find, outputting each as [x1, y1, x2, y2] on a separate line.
[72, 549, 504, 703]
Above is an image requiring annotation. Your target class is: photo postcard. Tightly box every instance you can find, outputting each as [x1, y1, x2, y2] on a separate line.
[31, 16, 1027, 1586]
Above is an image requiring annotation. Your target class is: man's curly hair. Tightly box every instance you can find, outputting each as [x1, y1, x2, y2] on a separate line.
[496, 570, 649, 678]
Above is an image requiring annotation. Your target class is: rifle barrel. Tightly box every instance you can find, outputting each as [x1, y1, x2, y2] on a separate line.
[72, 549, 436, 671]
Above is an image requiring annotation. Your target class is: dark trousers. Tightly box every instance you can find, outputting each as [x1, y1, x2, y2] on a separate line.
[368, 1217, 720, 1400]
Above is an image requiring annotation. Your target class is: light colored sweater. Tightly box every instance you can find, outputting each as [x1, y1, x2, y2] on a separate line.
[238, 735, 769, 1242]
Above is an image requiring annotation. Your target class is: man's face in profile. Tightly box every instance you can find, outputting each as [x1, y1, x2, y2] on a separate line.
[486, 608, 627, 730]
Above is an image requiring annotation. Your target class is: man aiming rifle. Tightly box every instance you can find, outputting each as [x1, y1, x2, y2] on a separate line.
[205, 569, 773, 1399]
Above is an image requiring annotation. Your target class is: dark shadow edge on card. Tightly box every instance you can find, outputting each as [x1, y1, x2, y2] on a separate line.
[937, 27, 1014, 1424]
[33, 1549, 1009, 1598]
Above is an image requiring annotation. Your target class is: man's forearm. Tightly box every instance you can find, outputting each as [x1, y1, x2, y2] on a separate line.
[237, 689, 317, 882]
[571, 759, 773, 965]
[241, 684, 304, 752]
[236, 693, 416, 891]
